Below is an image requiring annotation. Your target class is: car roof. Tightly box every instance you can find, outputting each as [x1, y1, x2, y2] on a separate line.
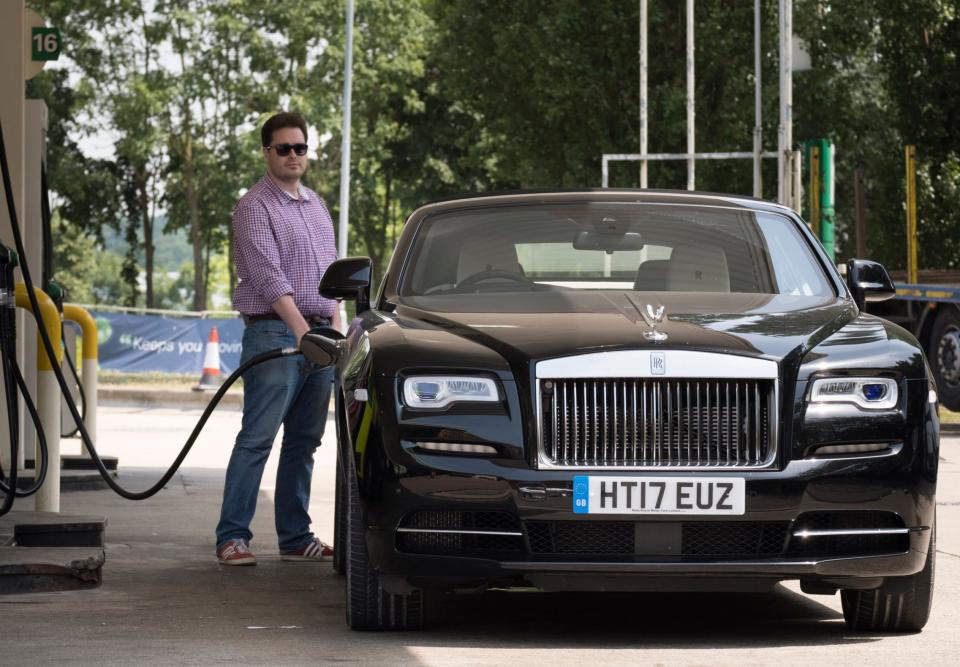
[407, 189, 797, 220]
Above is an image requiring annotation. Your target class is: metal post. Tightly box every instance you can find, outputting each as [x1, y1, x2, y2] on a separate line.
[336, 0, 355, 327]
[809, 144, 821, 237]
[64, 304, 98, 453]
[905, 145, 918, 284]
[820, 141, 836, 260]
[640, 0, 648, 188]
[854, 168, 867, 257]
[753, 0, 763, 198]
[14, 283, 62, 512]
[24, 100, 46, 462]
[792, 149, 802, 213]
[778, 0, 793, 204]
[686, 0, 695, 190]
[0, 0, 26, 478]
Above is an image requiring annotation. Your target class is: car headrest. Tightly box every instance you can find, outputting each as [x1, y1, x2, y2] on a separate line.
[633, 259, 670, 291]
[667, 245, 730, 292]
[456, 239, 522, 282]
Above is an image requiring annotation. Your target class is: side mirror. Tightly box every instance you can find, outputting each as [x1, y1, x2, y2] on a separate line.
[846, 258, 896, 310]
[299, 326, 345, 367]
[319, 257, 372, 313]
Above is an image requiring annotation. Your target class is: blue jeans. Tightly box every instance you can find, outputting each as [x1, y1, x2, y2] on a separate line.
[215, 319, 334, 552]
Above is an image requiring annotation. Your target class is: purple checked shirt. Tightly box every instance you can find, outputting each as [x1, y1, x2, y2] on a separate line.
[232, 174, 338, 318]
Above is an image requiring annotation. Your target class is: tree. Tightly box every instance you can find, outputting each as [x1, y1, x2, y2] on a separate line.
[38, 0, 171, 305]
[25, 69, 123, 244]
[875, 2, 960, 269]
[427, 0, 786, 195]
[35, 0, 960, 311]
[794, 0, 960, 270]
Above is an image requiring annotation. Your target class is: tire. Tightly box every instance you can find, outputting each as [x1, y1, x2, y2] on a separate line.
[841, 517, 936, 632]
[345, 451, 425, 631]
[332, 454, 346, 576]
[930, 306, 960, 411]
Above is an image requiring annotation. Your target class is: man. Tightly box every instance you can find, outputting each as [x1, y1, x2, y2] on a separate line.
[215, 111, 341, 565]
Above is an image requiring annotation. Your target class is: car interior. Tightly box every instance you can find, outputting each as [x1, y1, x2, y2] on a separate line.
[402, 205, 825, 297]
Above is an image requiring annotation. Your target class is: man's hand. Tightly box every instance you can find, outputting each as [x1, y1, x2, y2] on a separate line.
[271, 295, 311, 343]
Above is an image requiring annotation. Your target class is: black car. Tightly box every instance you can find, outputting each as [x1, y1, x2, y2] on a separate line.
[303, 190, 939, 632]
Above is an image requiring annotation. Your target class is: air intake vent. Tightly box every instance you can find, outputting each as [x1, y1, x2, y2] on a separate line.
[395, 510, 525, 556]
[525, 520, 789, 560]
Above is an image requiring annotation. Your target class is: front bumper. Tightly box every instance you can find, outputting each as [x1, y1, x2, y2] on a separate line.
[360, 446, 935, 592]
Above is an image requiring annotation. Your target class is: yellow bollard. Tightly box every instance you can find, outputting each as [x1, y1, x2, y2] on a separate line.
[63, 304, 98, 452]
[14, 282, 62, 512]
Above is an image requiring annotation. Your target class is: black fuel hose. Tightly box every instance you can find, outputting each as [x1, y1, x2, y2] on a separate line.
[9, 353, 49, 495]
[0, 334, 18, 515]
[0, 345, 49, 497]
[60, 321, 87, 438]
[0, 121, 301, 504]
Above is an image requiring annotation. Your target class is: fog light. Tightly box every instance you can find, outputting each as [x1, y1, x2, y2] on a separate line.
[812, 443, 892, 456]
[416, 442, 498, 455]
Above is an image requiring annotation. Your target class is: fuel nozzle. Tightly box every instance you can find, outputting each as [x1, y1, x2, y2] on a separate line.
[0, 240, 16, 276]
[46, 277, 65, 313]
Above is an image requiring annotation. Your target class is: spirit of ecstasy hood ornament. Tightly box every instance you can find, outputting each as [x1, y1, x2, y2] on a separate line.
[642, 303, 668, 342]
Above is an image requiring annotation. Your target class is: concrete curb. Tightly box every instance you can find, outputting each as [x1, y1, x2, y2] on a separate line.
[97, 386, 242, 410]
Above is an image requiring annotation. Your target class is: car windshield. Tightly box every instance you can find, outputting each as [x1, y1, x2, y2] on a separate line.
[400, 202, 834, 298]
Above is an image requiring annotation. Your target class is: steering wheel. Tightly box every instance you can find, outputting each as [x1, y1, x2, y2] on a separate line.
[455, 269, 536, 291]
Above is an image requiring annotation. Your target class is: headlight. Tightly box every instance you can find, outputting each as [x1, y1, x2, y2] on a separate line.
[402, 376, 500, 408]
[809, 377, 898, 410]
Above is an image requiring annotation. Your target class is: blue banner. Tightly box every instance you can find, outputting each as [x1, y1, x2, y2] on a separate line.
[90, 311, 245, 374]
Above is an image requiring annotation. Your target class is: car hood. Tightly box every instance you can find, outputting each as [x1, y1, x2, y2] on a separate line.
[389, 291, 858, 374]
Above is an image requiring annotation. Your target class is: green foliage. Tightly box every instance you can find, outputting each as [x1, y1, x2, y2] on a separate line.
[89, 252, 129, 305]
[428, 0, 787, 193]
[153, 261, 195, 311]
[49, 211, 97, 303]
[33, 0, 960, 310]
[794, 0, 960, 269]
[50, 212, 129, 305]
[25, 69, 123, 243]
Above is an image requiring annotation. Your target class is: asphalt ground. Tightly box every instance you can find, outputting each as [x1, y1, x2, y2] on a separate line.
[3, 404, 959, 665]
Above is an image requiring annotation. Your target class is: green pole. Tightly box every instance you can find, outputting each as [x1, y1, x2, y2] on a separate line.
[820, 140, 836, 261]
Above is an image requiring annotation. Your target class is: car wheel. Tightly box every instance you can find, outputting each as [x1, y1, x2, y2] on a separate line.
[332, 454, 346, 576]
[930, 306, 960, 411]
[345, 452, 425, 631]
[841, 516, 935, 632]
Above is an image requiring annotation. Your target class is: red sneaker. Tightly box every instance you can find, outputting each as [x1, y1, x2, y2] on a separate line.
[280, 537, 334, 561]
[217, 538, 257, 566]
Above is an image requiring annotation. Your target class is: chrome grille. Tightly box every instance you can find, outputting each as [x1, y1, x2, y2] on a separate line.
[539, 378, 775, 468]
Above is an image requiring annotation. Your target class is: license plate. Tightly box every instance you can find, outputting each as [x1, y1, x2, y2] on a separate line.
[572, 476, 745, 515]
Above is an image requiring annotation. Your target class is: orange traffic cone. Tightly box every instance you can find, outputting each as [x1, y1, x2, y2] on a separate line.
[193, 326, 222, 391]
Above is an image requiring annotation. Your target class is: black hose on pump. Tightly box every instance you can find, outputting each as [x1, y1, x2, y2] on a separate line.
[0, 325, 18, 516]
[0, 241, 51, 506]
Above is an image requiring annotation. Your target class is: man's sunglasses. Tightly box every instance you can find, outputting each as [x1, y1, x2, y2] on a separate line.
[267, 143, 309, 157]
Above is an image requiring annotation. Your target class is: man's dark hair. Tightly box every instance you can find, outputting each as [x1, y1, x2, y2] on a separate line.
[261, 111, 308, 147]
